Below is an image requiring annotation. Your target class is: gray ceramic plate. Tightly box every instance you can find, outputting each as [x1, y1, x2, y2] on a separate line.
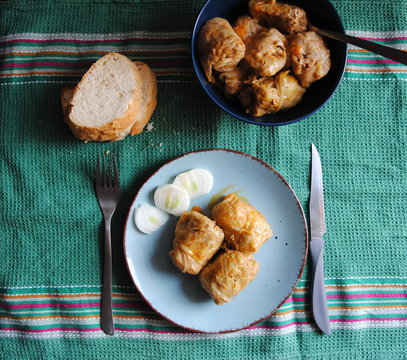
[124, 149, 308, 333]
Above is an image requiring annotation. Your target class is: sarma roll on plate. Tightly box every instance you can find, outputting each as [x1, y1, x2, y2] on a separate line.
[211, 193, 272, 253]
[199, 250, 259, 305]
[169, 209, 224, 275]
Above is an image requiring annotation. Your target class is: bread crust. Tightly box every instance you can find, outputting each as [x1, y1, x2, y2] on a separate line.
[130, 62, 158, 135]
[61, 85, 75, 117]
[65, 53, 142, 142]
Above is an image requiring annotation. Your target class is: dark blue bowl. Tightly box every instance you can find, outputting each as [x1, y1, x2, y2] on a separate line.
[191, 0, 347, 126]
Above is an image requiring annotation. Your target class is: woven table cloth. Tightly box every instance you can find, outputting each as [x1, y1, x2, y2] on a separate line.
[0, 0, 406, 359]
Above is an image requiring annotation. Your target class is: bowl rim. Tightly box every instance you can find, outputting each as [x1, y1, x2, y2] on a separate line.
[191, 0, 348, 126]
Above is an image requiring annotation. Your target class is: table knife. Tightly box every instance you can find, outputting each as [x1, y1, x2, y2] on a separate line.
[310, 144, 331, 335]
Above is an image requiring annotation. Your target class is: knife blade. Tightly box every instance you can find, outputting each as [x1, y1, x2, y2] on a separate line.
[309, 144, 331, 335]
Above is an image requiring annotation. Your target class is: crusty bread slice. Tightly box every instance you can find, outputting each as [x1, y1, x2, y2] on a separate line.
[65, 52, 142, 142]
[130, 62, 158, 135]
[62, 56, 157, 141]
[61, 85, 75, 117]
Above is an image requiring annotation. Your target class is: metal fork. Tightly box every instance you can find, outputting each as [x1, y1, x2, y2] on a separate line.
[309, 24, 407, 66]
[95, 154, 120, 335]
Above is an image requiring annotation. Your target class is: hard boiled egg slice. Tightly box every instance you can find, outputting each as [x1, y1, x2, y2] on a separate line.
[134, 203, 169, 234]
[154, 184, 190, 216]
[172, 169, 214, 198]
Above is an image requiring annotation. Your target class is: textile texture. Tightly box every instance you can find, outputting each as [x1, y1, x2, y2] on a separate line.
[0, 0, 406, 359]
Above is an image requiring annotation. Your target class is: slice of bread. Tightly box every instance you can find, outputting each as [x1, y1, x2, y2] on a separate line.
[63, 53, 156, 142]
[130, 62, 158, 135]
[61, 85, 75, 117]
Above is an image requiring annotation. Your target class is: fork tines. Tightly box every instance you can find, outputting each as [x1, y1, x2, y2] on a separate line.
[96, 153, 119, 189]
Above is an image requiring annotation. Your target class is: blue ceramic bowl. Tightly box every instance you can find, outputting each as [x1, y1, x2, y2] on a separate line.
[191, 0, 347, 126]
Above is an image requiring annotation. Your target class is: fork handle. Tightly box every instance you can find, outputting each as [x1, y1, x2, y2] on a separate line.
[311, 26, 407, 66]
[101, 219, 114, 335]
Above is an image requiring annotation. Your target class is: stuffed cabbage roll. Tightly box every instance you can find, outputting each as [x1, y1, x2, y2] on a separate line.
[233, 14, 266, 44]
[244, 70, 305, 116]
[199, 250, 258, 304]
[198, 17, 246, 83]
[244, 28, 288, 77]
[276, 70, 306, 110]
[217, 66, 248, 98]
[248, 77, 280, 116]
[249, 0, 308, 34]
[169, 209, 224, 275]
[211, 193, 272, 253]
[291, 31, 331, 88]
[238, 85, 255, 108]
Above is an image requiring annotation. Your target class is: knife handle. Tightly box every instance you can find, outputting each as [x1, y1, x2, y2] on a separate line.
[310, 238, 331, 335]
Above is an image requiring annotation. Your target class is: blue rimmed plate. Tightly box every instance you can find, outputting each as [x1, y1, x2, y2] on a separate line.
[123, 149, 308, 333]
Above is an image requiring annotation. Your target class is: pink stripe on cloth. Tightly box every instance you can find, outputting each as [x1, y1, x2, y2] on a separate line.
[0, 327, 100, 333]
[0, 302, 135, 309]
[0, 302, 100, 309]
[289, 297, 307, 302]
[1, 60, 190, 69]
[347, 59, 399, 65]
[252, 321, 310, 330]
[331, 318, 407, 323]
[110, 328, 188, 334]
[2, 61, 92, 68]
[327, 293, 407, 300]
[360, 36, 407, 41]
[0, 36, 403, 45]
[0, 327, 189, 334]
[251, 317, 407, 331]
[0, 37, 187, 45]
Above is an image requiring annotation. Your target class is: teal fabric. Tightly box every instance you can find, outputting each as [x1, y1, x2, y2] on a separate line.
[0, 0, 406, 359]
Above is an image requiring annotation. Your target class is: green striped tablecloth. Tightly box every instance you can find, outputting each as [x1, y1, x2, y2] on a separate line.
[0, 0, 406, 359]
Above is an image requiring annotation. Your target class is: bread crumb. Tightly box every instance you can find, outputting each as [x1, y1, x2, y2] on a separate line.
[105, 150, 110, 155]
[145, 122, 154, 132]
